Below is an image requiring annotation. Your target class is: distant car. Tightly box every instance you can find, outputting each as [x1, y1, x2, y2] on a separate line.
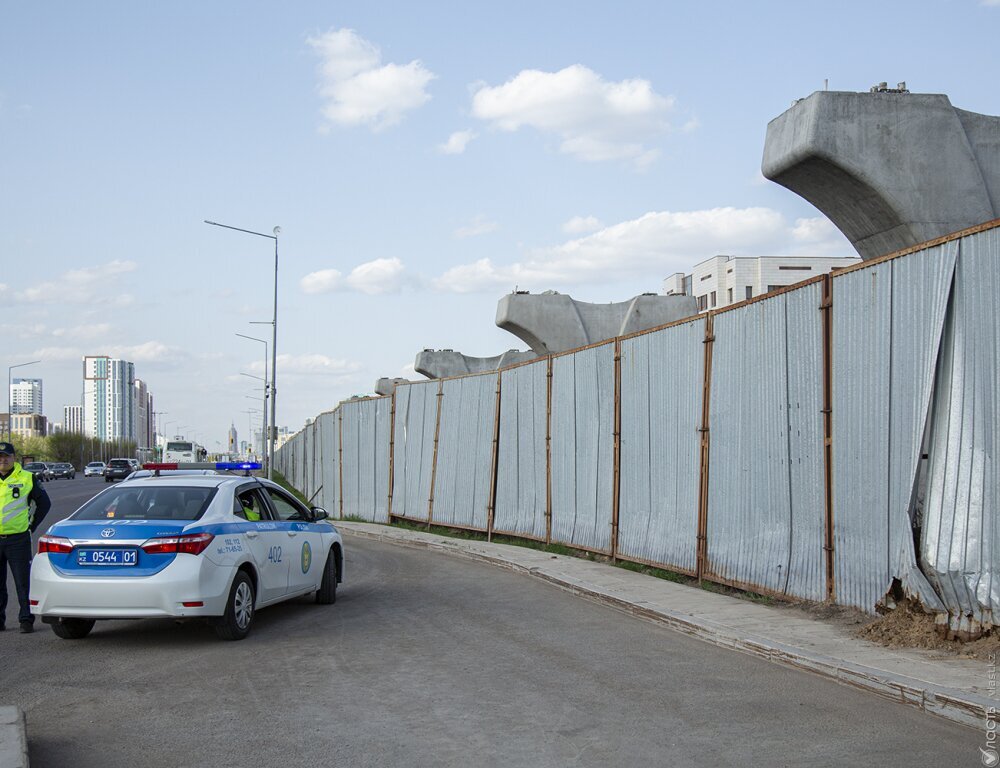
[23, 462, 52, 482]
[103, 458, 134, 482]
[50, 463, 76, 480]
[84, 462, 106, 477]
[31, 473, 343, 640]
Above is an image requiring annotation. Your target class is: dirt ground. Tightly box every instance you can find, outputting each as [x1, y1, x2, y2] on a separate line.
[772, 597, 1000, 661]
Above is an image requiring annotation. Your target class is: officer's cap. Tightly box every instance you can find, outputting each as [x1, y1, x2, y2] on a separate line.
[0, 442, 15, 455]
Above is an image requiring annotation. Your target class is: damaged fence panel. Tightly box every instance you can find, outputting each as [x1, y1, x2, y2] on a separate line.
[391, 381, 438, 522]
[832, 240, 957, 612]
[494, 359, 548, 540]
[617, 318, 705, 574]
[922, 229, 1000, 637]
[431, 373, 497, 531]
[550, 343, 615, 553]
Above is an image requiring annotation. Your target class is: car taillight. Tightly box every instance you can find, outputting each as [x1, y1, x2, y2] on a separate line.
[38, 535, 73, 554]
[140, 532, 214, 556]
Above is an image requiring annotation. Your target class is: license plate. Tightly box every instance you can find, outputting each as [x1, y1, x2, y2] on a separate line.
[77, 548, 138, 566]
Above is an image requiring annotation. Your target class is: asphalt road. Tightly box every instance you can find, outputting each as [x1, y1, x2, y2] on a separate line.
[0, 478, 978, 767]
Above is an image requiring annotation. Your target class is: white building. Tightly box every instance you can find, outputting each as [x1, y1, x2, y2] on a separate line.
[663, 254, 861, 312]
[83, 356, 136, 441]
[10, 378, 42, 414]
[63, 404, 83, 434]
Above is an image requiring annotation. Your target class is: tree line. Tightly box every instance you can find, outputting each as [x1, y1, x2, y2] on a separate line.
[14, 432, 141, 467]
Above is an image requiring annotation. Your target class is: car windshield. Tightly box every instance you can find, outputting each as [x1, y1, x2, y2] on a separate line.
[74, 486, 218, 521]
[87, 462, 103, 467]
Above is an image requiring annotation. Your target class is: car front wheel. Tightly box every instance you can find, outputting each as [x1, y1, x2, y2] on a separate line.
[215, 572, 255, 641]
[50, 618, 96, 640]
[316, 549, 338, 605]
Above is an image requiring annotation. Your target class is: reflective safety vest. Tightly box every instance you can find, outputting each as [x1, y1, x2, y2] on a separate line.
[0, 463, 34, 535]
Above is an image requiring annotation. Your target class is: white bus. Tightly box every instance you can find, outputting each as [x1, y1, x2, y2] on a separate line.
[163, 440, 206, 464]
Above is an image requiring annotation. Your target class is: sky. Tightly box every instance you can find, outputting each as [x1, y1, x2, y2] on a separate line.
[1, 1, 998, 452]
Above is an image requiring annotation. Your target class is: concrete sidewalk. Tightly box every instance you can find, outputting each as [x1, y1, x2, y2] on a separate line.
[338, 521, 995, 731]
[0, 707, 27, 768]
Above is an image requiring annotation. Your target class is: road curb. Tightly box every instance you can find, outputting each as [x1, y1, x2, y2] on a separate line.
[341, 524, 990, 731]
[0, 707, 28, 768]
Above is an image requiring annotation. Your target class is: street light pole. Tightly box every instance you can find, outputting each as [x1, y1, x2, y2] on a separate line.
[7, 360, 41, 440]
[236, 333, 269, 473]
[205, 219, 279, 480]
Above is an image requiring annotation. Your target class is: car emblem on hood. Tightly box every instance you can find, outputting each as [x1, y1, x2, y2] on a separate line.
[101, 528, 115, 538]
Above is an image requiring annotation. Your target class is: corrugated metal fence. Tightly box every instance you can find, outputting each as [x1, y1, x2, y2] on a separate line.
[275, 221, 1000, 632]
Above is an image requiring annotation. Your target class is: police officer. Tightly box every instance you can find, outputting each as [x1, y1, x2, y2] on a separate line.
[0, 441, 51, 633]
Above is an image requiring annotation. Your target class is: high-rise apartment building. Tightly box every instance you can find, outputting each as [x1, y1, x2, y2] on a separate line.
[134, 379, 154, 450]
[10, 378, 42, 414]
[83, 356, 136, 441]
[63, 404, 83, 434]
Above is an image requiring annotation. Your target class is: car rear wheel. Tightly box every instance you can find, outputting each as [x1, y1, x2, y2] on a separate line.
[215, 572, 255, 641]
[316, 549, 337, 605]
[50, 618, 96, 640]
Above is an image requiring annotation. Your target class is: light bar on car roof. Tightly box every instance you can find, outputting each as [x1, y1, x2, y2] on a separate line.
[142, 462, 262, 471]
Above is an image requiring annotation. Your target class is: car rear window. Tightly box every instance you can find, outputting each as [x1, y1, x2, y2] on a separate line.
[25, 463, 44, 470]
[74, 486, 218, 521]
[108, 460, 131, 468]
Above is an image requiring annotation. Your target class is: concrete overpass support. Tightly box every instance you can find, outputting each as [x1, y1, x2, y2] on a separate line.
[496, 291, 698, 356]
[414, 348, 537, 380]
[763, 89, 1000, 261]
[375, 378, 416, 396]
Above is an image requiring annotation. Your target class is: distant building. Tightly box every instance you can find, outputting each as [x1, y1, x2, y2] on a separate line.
[663, 254, 861, 312]
[134, 379, 153, 450]
[63, 404, 83, 434]
[228, 424, 238, 454]
[83, 356, 136, 441]
[11, 413, 47, 440]
[10, 378, 42, 415]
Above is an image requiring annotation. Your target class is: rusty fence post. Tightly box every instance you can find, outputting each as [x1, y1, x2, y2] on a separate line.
[545, 356, 554, 545]
[821, 274, 836, 601]
[337, 407, 344, 521]
[426, 380, 444, 528]
[387, 390, 397, 521]
[487, 372, 502, 542]
[696, 314, 715, 582]
[611, 338, 623, 560]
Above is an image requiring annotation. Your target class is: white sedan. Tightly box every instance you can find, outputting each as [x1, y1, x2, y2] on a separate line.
[30, 468, 344, 640]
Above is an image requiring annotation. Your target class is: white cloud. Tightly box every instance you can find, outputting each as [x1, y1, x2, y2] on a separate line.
[270, 353, 362, 376]
[433, 207, 854, 293]
[471, 65, 675, 165]
[453, 215, 498, 239]
[52, 323, 112, 340]
[300, 257, 407, 295]
[438, 130, 477, 154]
[562, 215, 603, 235]
[18, 260, 137, 304]
[308, 28, 435, 130]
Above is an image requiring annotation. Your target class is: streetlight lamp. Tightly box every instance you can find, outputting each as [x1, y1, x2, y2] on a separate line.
[206, 219, 280, 479]
[7, 360, 41, 440]
[236, 332, 269, 472]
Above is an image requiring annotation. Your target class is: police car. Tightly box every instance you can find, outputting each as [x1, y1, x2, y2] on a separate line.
[30, 463, 344, 641]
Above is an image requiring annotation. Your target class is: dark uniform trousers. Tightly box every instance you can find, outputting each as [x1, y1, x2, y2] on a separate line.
[0, 531, 33, 625]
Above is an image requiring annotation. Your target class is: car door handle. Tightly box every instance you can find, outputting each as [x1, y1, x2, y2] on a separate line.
[246, 531, 259, 539]
[287, 531, 298, 537]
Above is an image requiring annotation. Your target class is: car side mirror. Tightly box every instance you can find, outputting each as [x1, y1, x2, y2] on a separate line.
[310, 507, 328, 521]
